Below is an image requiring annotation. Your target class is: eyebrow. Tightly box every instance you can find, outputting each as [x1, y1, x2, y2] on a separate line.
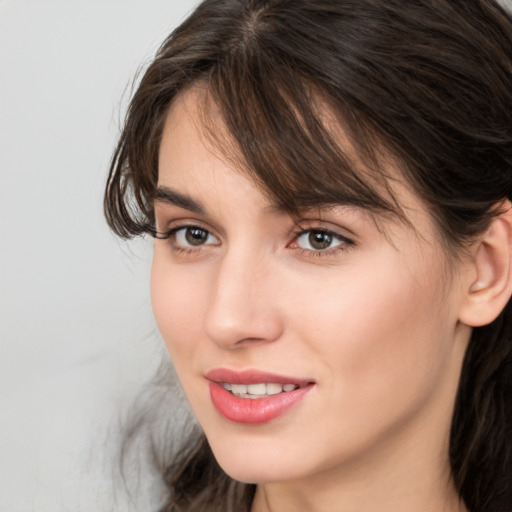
[153, 185, 367, 220]
[153, 186, 206, 215]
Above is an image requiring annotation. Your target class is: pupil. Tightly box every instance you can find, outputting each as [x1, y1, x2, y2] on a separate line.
[309, 231, 332, 250]
[185, 228, 208, 246]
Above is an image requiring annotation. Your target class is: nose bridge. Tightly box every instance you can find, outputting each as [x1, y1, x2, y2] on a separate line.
[203, 243, 282, 348]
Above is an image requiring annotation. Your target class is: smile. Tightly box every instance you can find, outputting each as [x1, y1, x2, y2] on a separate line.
[221, 382, 300, 398]
[206, 369, 315, 424]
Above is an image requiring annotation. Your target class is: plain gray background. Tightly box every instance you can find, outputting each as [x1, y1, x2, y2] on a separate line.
[1, 1, 511, 511]
[0, 1, 196, 510]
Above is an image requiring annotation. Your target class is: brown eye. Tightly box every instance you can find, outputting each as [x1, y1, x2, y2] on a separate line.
[295, 229, 345, 251]
[185, 227, 209, 246]
[173, 226, 219, 247]
[308, 231, 333, 250]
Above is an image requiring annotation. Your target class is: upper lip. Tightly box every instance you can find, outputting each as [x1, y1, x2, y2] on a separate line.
[205, 368, 314, 386]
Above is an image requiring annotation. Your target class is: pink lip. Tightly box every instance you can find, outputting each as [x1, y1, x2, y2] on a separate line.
[206, 368, 315, 425]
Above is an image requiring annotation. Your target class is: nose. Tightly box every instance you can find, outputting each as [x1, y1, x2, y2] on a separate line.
[202, 249, 284, 349]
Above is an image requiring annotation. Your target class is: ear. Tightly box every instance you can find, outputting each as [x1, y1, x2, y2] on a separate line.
[458, 202, 512, 327]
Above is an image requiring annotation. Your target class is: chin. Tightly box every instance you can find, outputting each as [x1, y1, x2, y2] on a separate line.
[214, 457, 288, 485]
[203, 428, 310, 485]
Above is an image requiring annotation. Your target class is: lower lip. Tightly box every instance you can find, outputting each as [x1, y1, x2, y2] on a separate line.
[209, 381, 313, 424]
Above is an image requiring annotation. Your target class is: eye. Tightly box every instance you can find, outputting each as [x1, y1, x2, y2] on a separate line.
[153, 224, 220, 251]
[292, 228, 352, 254]
[173, 226, 219, 247]
[297, 230, 341, 250]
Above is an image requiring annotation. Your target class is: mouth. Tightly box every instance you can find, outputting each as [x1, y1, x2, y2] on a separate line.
[221, 382, 304, 399]
[206, 369, 315, 424]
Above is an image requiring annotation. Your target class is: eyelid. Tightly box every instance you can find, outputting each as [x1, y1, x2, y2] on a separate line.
[289, 218, 356, 242]
[151, 214, 218, 238]
[289, 228, 353, 247]
[156, 224, 219, 242]
[151, 216, 355, 257]
[152, 201, 218, 233]
[287, 222, 356, 258]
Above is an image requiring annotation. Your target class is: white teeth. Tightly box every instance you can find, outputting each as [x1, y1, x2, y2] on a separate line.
[266, 383, 283, 395]
[223, 382, 299, 397]
[231, 384, 247, 395]
[247, 383, 266, 395]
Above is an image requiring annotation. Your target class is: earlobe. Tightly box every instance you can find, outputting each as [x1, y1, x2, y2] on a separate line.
[459, 202, 512, 327]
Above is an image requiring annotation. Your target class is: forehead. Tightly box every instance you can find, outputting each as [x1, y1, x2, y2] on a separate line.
[158, 86, 437, 240]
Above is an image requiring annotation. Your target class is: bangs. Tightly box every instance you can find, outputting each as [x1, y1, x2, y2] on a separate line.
[106, 0, 511, 245]
[200, 58, 402, 218]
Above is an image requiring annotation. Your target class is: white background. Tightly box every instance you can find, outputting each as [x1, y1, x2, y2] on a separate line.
[0, 1, 196, 511]
[1, 1, 511, 511]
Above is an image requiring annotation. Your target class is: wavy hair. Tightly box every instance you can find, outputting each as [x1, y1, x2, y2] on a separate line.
[105, 1, 512, 510]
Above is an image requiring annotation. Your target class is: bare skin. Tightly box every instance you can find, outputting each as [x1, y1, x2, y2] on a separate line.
[151, 87, 512, 512]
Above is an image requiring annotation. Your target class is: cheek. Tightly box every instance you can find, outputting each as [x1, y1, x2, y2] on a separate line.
[150, 253, 205, 360]
[294, 256, 455, 426]
[150, 256, 214, 423]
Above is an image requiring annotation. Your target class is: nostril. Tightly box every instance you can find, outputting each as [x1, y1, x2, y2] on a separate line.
[202, 313, 283, 349]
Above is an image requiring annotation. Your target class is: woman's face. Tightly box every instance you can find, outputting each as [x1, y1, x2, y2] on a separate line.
[151, 89, 472, 486]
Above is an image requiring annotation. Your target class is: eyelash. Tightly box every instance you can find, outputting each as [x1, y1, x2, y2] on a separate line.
[153, 224, 218, 256]
[153, 224, 355, 259]
[290, 227, 355, 258]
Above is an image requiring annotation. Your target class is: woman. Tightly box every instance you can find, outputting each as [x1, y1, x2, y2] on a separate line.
[104, 0, 512, 510]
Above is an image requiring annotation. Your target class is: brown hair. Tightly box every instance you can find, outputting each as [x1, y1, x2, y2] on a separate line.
[105, 1, 512, 510]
